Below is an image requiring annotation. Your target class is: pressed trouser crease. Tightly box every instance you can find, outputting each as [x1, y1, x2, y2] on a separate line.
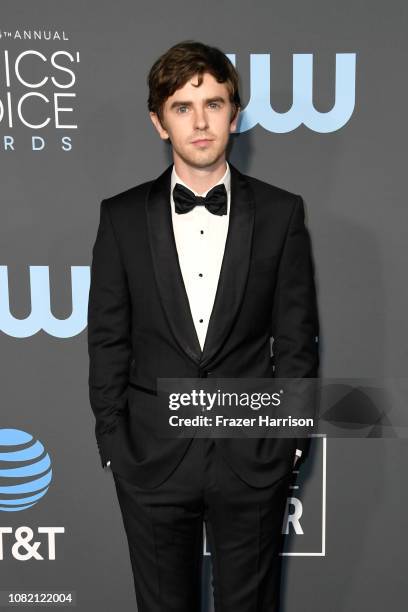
[113, 436, 292, 611]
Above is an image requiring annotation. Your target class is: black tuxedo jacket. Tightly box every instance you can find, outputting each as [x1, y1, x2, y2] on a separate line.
[87, 161, 319, 488]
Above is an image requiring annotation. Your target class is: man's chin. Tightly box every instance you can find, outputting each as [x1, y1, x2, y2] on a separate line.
[178, 150, 225, 169]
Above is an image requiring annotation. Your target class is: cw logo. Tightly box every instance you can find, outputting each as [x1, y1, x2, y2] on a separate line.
[226, 53, 356, 133]
[0, 266, 89, 338]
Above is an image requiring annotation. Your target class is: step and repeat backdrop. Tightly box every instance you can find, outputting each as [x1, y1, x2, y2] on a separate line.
[1, 1, 407, 610]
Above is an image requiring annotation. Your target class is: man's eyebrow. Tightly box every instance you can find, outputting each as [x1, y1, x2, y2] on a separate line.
[169, 96, 226, 110]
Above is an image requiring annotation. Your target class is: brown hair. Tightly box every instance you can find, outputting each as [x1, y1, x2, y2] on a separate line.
[147, 40, 241, 127]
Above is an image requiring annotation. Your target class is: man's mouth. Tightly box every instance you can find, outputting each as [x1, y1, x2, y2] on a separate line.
[191, 138, 213, 145]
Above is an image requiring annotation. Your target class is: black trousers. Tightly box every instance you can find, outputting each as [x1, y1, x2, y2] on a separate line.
[112, 437, 293, 612]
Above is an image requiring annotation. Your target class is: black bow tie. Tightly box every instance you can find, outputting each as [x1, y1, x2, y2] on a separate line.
[173, 183, 228, 215]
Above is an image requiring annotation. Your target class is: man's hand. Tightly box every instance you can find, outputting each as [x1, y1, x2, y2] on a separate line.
[293, 448, 302, 467]
[88, 199, 132, 469]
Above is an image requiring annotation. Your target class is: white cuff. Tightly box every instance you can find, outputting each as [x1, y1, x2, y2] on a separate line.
[295, 449, 303, 458]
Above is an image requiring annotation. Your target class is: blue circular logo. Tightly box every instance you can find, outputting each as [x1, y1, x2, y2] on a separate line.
[0, 428, 52, 512]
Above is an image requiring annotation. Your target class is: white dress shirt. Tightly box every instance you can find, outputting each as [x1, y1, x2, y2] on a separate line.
[105, 162, 302, 467]
[170, 161, 231, 351]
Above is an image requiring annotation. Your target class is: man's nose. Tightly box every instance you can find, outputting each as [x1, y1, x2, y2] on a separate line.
[193, 108, 209, 130]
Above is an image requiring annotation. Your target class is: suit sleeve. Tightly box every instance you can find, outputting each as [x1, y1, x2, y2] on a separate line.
[87, 199, 132, 468]
[271, 195, 320, 460]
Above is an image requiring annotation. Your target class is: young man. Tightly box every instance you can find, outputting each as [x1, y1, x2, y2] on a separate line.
[87, 40, 319, 612]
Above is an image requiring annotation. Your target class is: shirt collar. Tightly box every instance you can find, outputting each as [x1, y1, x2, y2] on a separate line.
[171, 161, 231, 199]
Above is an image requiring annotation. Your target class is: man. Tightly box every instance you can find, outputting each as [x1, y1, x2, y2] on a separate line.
[87, 40, 319, 612]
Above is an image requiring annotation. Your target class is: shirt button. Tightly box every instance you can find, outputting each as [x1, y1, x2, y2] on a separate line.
[198, 273, 203, 277]
[199, 319, 203, 323]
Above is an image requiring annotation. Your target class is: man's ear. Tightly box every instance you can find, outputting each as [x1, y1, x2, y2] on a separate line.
[149, 111, 169, 140]
[229, 106, 240, 134]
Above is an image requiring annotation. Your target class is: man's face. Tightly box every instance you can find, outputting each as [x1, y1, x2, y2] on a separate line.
[149, 71, 240, 169]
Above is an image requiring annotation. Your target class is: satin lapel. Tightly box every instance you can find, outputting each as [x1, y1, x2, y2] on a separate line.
[146, 163, 202, 365]
[145, 161, 255, 369]
[200, 162, 255, 367]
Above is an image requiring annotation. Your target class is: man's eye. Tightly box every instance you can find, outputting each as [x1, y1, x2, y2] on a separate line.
[176, 103, 220, 113]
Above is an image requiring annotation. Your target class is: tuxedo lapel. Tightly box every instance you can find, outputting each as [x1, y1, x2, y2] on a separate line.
[146, 163, 202, 364]
[145, 161, 255, 368]
[200, 162, 255, 367]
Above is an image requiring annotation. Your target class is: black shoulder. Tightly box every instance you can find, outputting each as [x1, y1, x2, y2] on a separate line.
[244, 172, 300, 204]
[102, 179, 154, 214]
